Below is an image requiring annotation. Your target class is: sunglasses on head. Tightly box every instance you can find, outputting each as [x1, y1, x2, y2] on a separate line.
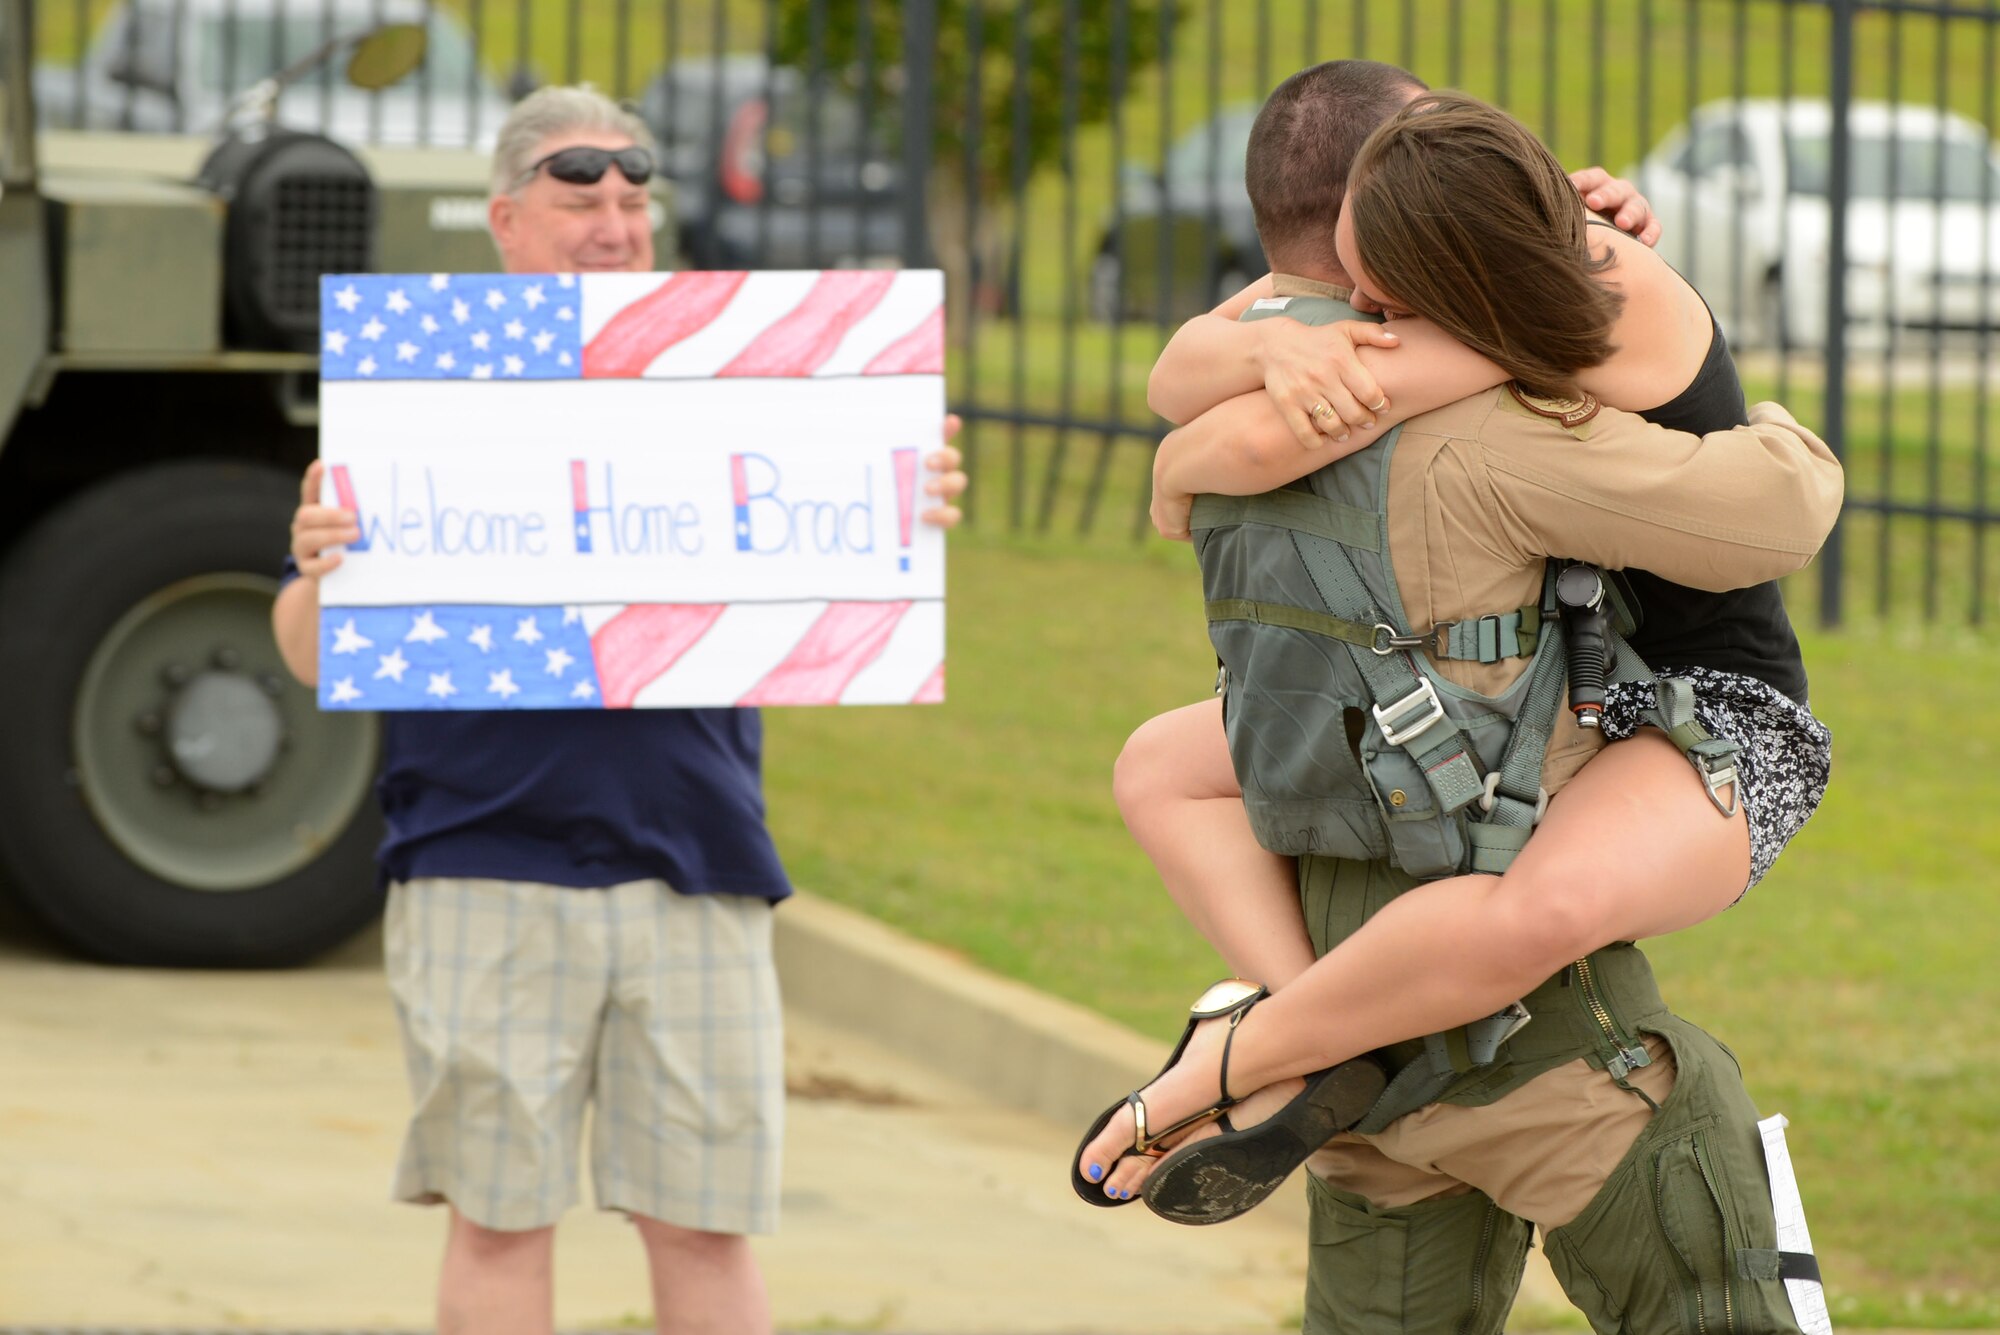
[520, 145, 655, 188]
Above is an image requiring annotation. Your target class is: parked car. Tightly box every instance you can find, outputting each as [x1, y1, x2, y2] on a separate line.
[636, 54, 909, 270]
[1088, 105, 1265, 323]
[33, 0, 510, 148]
[1634, 98, 2000, 349]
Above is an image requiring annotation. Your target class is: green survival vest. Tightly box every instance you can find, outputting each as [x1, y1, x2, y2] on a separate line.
[1192, 293, 1744, 1125]
[1192, 293, 1606, 880]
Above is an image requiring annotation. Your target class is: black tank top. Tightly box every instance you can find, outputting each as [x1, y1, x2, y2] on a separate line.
[1587, 221, 1809, 704]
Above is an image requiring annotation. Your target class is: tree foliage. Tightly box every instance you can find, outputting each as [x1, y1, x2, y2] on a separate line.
[771, 0, 1185, 198]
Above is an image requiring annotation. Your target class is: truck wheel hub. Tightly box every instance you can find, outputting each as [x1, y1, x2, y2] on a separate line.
[165, 668, 283, 794]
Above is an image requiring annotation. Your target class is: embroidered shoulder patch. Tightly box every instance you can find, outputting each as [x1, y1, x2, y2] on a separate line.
[1506, 382, 1601, 426]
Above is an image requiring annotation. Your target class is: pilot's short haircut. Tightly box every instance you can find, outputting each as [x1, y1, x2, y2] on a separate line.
[1245, 60, 1427, 274]
[490, 84, 653, 197]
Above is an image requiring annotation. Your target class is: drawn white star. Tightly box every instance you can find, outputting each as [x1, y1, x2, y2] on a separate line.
[406, 610, 449, 644]
[384, 288, 412, 315]
[324, 329, 349, 355]
[420, 314, 440, 334]
[502, 355, 525, 377]
[556, 274, 576, 288]
[355, 355, 378, 376]
[485, 288, 507, 310]
[435, 351, 457, 371]
[487, 669, 520, 700]
[523, 284, 546, 309]
[470, 330, 491, 350]
[395, 340, 420, 363]
[558, 351, 573, 367]
[425, 671, 458, 699]
[330, 618, 373, 655]
[556, 305, 575, 321]
[429, 273, 450, 291]
[328, 677, 362, 704]
[504, 318, 525, 340]
[374, 647, 410, 682]
[467, 624, 494, 653]
[561, 606, 582, 625]
[513, 615, 544, 645]
[360, 316, 386, 341]
[570, 679, 597, 700]
[544, 646, 575, 676]
[332, 283, 361, 312]
[470, 364, 493, 380]
[531, 328, 556, 354]
[451, 297, 472, 324]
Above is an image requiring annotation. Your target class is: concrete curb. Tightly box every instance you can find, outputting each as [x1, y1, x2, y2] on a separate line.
[773, 893, 1168, 1130]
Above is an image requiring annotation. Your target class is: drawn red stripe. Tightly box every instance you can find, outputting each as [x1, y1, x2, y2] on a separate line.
[863, 305, 945, 375]
[590, 604, 727, 707]
[583, 271, 750, 378]
[717, 271, 899, 378]
[912, 663, 945, 704]
[736, 601, 911, 706]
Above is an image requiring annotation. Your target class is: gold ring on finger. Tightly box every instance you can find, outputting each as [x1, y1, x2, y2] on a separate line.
[1311, 401, 1334, 422]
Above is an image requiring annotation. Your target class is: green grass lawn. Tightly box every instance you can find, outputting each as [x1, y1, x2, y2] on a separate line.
[763, 526, 2000, 1329]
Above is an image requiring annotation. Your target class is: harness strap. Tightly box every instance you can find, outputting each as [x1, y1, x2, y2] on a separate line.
[1638, 676, 1745, 818]
[1286, 534, 1491, 816]
[1189, 491, 1380, 550]
[1206, 598, 1541, 664]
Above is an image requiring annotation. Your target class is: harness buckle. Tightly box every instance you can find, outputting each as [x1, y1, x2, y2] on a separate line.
[1693, 752, 1741, 818]
[1370, 623, 1430, 656]
[1373, 677, 1447, 747]
[1477, 771, 1550, 821]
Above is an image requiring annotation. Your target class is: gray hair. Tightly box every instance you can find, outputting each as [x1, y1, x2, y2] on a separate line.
[490, 84, 653, 196]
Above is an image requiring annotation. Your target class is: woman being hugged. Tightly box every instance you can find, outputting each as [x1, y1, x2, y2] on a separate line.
[1075, 89, 1836, 1209]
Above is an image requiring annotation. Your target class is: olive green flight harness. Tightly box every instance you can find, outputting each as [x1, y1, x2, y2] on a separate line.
[1191, 293, 1744, 1131]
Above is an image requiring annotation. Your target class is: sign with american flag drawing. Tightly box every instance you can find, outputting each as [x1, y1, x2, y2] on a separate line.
[314, 268, 946, 711]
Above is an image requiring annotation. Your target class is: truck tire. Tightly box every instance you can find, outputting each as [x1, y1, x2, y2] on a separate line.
[0, 460, 383, 966]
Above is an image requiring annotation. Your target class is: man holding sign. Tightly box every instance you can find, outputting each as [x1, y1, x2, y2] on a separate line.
[273, 85, 965, 1335]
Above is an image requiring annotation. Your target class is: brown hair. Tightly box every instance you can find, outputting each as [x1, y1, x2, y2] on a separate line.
[1344, 91, 1621, 398]
[1244, 60, 1427, 275]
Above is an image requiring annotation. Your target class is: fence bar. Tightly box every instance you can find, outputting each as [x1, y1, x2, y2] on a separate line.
[1007, 0, 1031, 533]
[957, 0, 985, 523]
[1079, 0, 1133, 536]
[1820, 0, 1854, 629]
[1874, 7, 1904, 618]
[756, 0, 777, 264]
[1975, 4, 1996, 623]
[1922, 8, 1949, 620]
[901, 0, 937, 268]
[1034, 0, 1082, 533]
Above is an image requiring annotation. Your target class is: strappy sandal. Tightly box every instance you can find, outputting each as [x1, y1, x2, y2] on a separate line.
[1140, 1053, 1390, 1226]
[1070, 977, 1267, 1206]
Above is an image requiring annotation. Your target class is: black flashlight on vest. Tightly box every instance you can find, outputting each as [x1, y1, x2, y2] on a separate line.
[1556, 563, 1612, 729]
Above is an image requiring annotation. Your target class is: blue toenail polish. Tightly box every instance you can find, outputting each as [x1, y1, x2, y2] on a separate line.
[1087, 1163, 1102, 1182]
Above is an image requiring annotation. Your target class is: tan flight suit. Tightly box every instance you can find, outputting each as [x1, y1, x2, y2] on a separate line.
[1254, 274, 1839, 1335]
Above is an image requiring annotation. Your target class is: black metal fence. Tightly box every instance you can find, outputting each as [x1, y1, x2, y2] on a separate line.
[34, 0, 2000, 629]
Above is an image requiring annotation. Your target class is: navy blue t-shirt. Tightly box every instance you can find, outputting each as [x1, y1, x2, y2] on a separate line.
[282, 563, 791, 899]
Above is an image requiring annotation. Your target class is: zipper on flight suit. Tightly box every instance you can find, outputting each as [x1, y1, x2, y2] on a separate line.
[1571, 953, 1651, 1082]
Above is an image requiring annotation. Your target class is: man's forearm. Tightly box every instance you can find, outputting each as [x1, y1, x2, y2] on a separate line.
[272, 577, 322, 687]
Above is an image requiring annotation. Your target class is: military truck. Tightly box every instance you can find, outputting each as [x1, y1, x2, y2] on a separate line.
[0, 1, 668, 965]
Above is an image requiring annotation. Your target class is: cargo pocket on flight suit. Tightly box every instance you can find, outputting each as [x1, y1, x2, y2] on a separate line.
[1361, 746, 1465, 879]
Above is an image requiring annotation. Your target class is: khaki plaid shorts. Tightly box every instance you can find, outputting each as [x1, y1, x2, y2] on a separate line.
[384, 877, 784, 1234]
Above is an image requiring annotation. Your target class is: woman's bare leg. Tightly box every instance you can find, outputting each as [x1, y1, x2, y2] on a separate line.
[1083, 729, 1752, 1198]
[1114, 697, 1317, 988]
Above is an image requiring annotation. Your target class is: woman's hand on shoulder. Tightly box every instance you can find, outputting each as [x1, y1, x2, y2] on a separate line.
[1261, 319, 1403, 451]
[1569, 167, 1662, 247]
